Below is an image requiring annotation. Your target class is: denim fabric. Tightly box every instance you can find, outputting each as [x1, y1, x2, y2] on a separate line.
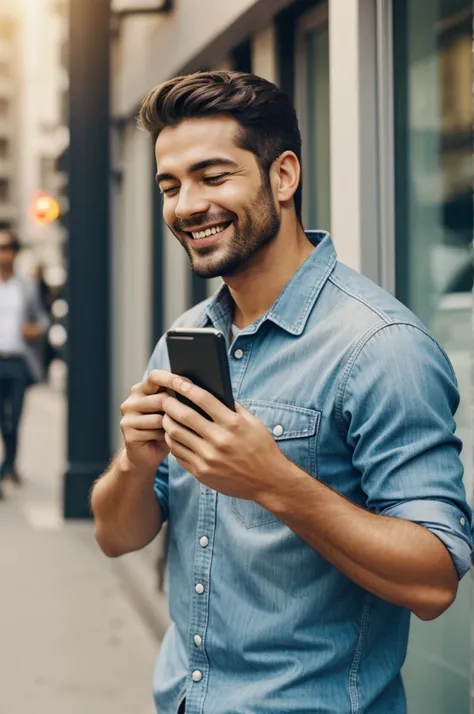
[147, 232, 473, 714]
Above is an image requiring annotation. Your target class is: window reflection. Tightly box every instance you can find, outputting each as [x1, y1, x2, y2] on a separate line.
[394, 2, 472, 712]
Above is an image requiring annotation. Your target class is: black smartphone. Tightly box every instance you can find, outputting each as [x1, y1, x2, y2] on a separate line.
[166, 328, 235, 419]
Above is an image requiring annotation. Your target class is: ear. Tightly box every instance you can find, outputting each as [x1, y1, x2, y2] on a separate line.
[271, 151, 301, 206]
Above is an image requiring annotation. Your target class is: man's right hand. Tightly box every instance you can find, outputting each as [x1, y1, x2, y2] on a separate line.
[120, 370, 174, 473]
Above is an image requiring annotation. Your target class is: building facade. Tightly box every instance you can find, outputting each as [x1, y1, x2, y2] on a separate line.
[0, 2, 21, 230]
[110, 1, 473, 710]
[18, 0, 69, 282]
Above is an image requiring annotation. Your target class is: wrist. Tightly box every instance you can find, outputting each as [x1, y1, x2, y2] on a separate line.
[256, 452, 310, 515]
[118, 448, 156, 481]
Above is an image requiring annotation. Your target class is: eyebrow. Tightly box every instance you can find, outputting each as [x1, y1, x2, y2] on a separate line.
[155, 158, 239, 185]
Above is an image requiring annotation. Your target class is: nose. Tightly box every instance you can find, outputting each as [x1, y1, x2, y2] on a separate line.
[174, 184, 210, 221]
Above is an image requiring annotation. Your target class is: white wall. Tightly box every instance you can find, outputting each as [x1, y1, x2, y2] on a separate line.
[112, 0, 296, 118]
[329, 0, 379, 280]
[251, 24, 277, 82]
[18, 0, 67, 269]
[163, 225, 189, 329]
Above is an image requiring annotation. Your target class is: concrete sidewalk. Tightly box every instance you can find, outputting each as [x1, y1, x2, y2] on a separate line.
[0, 381, 168, 714]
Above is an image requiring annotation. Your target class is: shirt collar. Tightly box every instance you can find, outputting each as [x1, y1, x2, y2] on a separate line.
[202, 231, 337, 336]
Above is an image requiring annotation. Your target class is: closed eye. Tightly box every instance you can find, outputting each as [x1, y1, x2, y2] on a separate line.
[203, 173, 230, 185]
[160, 185, 179, 196]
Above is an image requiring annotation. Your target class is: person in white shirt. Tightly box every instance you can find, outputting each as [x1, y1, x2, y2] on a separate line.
[0, 229, 49, 499]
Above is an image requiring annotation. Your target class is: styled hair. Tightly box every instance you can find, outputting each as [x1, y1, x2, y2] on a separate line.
[138, 71, 303, 222]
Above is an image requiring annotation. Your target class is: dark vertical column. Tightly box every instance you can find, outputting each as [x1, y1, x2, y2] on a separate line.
[392, 0, 409, 307]
[64, 0, 111, 518]
[231, 38, 252, 73]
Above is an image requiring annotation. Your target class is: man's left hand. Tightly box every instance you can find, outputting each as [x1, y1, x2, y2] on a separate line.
[161, 377, 284, 501]
[22, 322, 43, 340]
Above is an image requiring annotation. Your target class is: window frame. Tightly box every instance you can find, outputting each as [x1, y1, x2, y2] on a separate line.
[294, 3, 330, 230]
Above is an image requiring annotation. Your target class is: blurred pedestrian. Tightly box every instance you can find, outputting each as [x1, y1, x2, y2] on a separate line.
[0, 229, 49, 498]
[92, 72, 473, 714]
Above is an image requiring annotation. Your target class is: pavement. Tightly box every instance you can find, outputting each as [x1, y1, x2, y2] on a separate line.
[0, 373, 170, 714]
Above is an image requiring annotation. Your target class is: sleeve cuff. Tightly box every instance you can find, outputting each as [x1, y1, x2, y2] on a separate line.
[381, 499, 473, 579]
[154, 481, 169, 522]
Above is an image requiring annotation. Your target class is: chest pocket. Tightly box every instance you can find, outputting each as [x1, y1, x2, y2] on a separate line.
[231, 400, 321, 529]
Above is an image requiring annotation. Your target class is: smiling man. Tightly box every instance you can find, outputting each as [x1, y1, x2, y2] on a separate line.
[91, 72, 473, 714]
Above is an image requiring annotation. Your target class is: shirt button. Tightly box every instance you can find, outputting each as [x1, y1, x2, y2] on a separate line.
[272, 424, 284, 437]
[199, 536, 209, 548]
[192, 670, 203, 682]
[234, 348, 244, 359]
[195, 583, 205, 594]
[194, 634, 202, 647]
[460, 517, 466, 526]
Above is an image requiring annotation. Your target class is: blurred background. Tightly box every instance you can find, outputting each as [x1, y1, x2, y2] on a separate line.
[0, 0, 472, 712]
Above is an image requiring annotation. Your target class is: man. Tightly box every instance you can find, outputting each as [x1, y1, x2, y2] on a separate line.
[91, 72, 473, 714]
[0, 229, 49, 498]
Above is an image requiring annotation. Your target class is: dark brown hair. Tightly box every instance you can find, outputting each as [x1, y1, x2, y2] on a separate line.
[138, 71, 303, 222]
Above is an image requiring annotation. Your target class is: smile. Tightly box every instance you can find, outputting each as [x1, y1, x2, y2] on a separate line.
[189, 221, 232, 240]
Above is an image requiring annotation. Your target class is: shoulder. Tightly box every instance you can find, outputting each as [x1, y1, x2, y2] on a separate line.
[319, 261, 453, 377]
[328, 261, 427, 332]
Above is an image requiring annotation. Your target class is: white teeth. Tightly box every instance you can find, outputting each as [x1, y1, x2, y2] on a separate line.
[191, 223, 229, 240]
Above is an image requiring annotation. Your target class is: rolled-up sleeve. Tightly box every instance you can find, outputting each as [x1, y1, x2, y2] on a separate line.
[340, 322, 473, 579]
[144, 336, 171, 522]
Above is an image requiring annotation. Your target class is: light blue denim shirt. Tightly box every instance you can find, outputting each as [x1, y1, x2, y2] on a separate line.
[147, 232, 473, 714]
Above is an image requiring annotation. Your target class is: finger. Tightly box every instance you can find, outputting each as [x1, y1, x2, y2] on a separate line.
[170, 377, 236, 426]
[233, 401, 257, 423]
[142, 370, 176, 396]
[234, 401, 248, 416]
[124, 428, 164, 443]
[131, 394, 169, 415]
[162, 396, 214, 439]
[162, 414, 204, 452]
[164, 433, 198, 471]
[123, 414, 164, 431]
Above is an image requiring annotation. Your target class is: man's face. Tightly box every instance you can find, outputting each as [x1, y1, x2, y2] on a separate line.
[0, 231, 17, 270]
[155, 116, 281, 279]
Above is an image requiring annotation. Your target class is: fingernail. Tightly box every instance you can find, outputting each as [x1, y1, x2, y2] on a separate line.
[172, 377, 191, 392]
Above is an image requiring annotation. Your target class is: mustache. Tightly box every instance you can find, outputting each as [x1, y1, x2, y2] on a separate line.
[174, 212, 235, 233]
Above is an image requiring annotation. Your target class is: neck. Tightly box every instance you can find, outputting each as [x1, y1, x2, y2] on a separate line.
[0, 265, 13, 281]
[224, 216, 314, 329]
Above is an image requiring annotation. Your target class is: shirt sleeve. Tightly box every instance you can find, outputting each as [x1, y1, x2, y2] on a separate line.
[144, 336, 171, 522]
[339, 322, 473, 579]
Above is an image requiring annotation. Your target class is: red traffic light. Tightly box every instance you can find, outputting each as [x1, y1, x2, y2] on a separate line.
[29, 192, 60, 225]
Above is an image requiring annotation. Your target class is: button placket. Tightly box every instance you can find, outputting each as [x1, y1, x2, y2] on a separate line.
[228, 336, 252, 401]
[186, 485, 217, 711]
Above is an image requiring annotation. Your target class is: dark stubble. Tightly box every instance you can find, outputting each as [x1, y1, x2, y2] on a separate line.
[171, 175, 281, 280]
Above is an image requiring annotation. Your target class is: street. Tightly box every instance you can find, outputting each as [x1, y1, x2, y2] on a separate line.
[0, 381, 163, 714]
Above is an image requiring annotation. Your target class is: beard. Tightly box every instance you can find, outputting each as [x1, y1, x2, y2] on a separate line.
[170, 178, 281, 280]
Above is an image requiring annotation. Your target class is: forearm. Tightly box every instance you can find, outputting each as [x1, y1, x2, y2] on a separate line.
[260, 460, 458, 619]
[91, 448, 163, 557]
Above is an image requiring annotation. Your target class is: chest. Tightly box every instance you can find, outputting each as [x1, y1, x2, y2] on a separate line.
[168, 327, 363, 535]
[0, 280, 24, 316]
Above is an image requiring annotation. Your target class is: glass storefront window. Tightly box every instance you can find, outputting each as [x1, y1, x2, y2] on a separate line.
[393, 1, 472, 712]
[295, 3, 330, 231]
